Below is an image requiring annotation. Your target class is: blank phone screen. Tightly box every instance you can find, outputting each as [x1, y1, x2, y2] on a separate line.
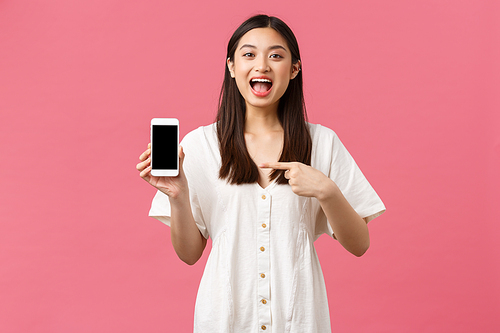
[152, 125, 178, 170]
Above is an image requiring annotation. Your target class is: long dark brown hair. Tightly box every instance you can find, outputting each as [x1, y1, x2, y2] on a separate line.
[216, 14, 312, 185]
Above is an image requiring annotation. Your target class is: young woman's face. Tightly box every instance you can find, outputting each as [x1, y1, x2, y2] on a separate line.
[227, 27, 300, 112]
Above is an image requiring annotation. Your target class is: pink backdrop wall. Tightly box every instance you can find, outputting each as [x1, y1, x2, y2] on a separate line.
[1, 1, 499, 332]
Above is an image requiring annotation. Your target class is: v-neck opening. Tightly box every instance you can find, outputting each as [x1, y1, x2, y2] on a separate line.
[256, 180, 277, 192]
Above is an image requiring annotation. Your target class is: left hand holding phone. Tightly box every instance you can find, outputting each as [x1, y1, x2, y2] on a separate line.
[136, 143, 189, 201]
[138, 143, 207, 264]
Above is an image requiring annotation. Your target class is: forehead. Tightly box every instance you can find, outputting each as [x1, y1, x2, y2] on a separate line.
[236, 27, 289, 50]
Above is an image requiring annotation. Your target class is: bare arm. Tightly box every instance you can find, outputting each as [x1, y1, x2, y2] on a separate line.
[259, 162, 369, 256]
[168, 190, 207, 265]
[316, 180, 369, 256]
[137, 144, 207, 265]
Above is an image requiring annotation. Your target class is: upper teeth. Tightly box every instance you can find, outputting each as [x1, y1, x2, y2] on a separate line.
[251, 79, 271, 83]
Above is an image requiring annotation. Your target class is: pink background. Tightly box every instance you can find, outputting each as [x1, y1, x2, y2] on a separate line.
[1, 1, 499, 332]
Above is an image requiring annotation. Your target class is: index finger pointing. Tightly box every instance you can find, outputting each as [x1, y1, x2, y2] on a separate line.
[258, 162, 293, 170]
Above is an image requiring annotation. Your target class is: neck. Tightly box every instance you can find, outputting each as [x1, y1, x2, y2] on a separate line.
[244, 103, 282, 134]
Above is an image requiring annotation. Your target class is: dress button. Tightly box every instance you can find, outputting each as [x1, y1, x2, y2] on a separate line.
[262, 223, 266, 228]
[261, 195, 266, 200]
[260, 247, 265, 252]
[260, 273, 265, 278]
[261, 299, 267, 304]
[261, 325, 267, 330]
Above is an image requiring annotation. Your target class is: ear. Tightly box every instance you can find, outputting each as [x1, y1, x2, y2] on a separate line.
[227, 57, 235, 78]
[290, 60, 301, 80]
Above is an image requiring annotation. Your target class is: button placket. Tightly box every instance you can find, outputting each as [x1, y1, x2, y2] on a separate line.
[257, 191, 271, 331]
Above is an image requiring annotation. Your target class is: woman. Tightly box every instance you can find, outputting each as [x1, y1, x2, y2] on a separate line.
[137, 14, 385, 333]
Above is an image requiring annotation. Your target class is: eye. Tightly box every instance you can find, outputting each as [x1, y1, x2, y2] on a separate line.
[243, 52, 254, 57]
[270, 54, 283, 59]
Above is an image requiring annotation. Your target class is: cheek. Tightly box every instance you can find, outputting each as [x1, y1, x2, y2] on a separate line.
[275, 74, 291, 93]
[234, 76, 248, 94]
[233, 65, 250, 89]
[275, 65, 293, 83]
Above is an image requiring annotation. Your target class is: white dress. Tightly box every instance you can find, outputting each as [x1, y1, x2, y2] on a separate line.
[149, 123, 385, 333]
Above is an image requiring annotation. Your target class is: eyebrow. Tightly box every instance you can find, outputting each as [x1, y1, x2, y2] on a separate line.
[239, 44, 288, 52]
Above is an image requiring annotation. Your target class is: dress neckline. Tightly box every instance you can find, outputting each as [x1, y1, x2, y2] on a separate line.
[256, 179, 277, 192]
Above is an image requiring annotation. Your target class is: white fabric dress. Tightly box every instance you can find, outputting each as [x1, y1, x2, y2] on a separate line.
[149, 123, 385, 333]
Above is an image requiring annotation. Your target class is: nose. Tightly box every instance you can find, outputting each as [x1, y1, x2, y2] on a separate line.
[255, 56, 270, 73]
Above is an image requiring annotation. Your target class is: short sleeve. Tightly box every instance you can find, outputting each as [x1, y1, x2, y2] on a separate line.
[148, 188, 208, 239]
[328, 132, 386, 224]
[148, 128, 210, 239]
[312, 124, 385, 238]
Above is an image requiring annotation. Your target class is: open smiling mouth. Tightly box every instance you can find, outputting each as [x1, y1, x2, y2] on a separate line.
[250, 78, 273, 96]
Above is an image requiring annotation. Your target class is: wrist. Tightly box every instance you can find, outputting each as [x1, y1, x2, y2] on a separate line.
[167, 190, 189, 205]
[316, 180, 340, 202]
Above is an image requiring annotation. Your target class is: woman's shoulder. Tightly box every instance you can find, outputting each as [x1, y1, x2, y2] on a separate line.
[307, 122, 339, 144]
[181, 123, 220, 165]
[181, 123, 218, 146]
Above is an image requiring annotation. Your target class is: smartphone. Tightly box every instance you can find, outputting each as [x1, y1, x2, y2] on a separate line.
[150, 118, 179, 177]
